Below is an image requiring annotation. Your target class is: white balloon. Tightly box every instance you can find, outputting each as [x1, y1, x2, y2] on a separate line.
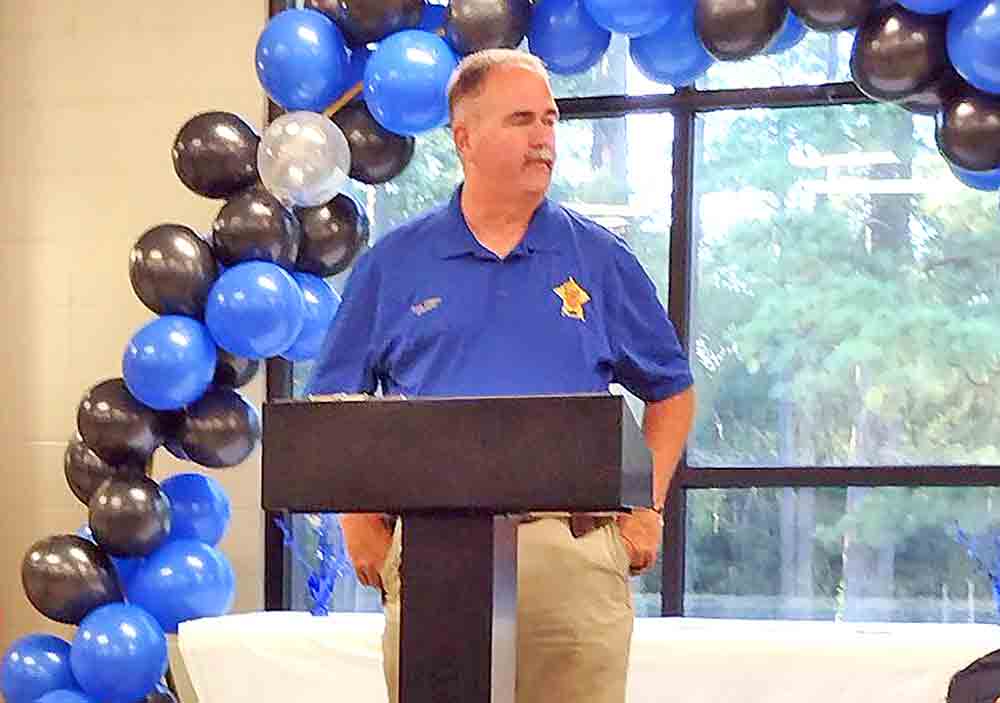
[257, 111, 351, 208]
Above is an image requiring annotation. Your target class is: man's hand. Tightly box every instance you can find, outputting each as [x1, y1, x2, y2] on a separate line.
[616, 508, 663, 573]
[341, 513, 394, 588]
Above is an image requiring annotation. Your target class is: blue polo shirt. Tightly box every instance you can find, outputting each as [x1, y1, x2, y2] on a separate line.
[305, 188, 693, 402]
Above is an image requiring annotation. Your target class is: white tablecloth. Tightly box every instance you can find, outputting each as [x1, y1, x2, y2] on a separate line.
[178, 612, 1000, 703]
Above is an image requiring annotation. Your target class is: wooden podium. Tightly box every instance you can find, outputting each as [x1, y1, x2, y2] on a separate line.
[262, 394, 652, 703]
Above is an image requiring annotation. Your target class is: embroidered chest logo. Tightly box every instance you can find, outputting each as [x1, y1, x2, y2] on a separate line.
[553, 277, 591, 321]
[411, 296, 442, 316]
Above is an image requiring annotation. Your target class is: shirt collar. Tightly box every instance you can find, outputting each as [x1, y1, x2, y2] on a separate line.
[434, 186, 562, 260]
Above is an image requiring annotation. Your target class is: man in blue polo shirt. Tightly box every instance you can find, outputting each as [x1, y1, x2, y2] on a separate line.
[307, 49, 695, 703]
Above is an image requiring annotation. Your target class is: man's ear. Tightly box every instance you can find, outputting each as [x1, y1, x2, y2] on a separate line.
[453, 122, 471, 158]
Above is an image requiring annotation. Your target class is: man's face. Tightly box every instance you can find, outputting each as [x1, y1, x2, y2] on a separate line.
[456, 65, 559, 197]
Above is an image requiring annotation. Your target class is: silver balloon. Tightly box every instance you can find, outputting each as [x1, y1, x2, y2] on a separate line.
[257, 111, 351, 208]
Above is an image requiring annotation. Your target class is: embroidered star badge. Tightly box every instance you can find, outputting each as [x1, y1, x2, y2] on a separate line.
[553, 276, 591, 321]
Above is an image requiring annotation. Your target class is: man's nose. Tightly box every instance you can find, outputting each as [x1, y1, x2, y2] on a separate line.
[531, 124, 555, 148]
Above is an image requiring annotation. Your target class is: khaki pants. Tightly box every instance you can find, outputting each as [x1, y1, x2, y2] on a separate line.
[380, 516, 634, 703]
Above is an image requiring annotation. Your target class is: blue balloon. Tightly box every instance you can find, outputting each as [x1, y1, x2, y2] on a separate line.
[899, 0, 963, 14]
[282, 273, 342, 361]
[949, 163, 1000, 190]
[528, 0, 612, 75]
[948, 0, 1000, 96]
[122, 315, 216, 411]
[255, 9, 350, 112]
[75, 525, 140, 584]
[418, 2, 449, 32]
[629, 0, 714, 86]
[127, 540, 236, 634]
[35, 690, 98, 703]
[0, 635, 75, 703]
[766, 10, 807, 54]
[582, 0, 674, 37]
[205, 261, 306, 359]
[364, 30, 458, 135]
[160, 473, 231, 546]
[70, 604, 167, 702]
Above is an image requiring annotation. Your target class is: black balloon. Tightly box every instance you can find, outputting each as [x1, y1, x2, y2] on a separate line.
[331, 102, 416, 185]
[157, 410, 190, 461]
[787, 0, 875, 31]
[212, 186, 302, 269]
[697, 0, 787, 61]
[172, 112, 259, 199]
[849, 5, 947, 103]
[936, 93, 1000, 172]
[179, 388, 261, 468]
[214, 349, 261, 389]
[65, 435, 147, 506]
[296, 194, 371, 278]
[89, 476, 172, 557]
[163, 441, 189, 461]
[446, 0, 532, 54]
[306, 0, 423, 45]
[21, 535, 123, 625]
[77, 378, 164, 465]
[897, 64, 966, 116]
[158, 354, 259, 462]
[129, 224, 219, 317]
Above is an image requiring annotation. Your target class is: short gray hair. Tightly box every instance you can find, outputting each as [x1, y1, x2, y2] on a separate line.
[447, 49, 550, 122]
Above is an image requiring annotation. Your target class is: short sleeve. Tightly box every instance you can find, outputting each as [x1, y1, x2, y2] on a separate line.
[606, 242, 694, 402]
[304, 250, 383, 396]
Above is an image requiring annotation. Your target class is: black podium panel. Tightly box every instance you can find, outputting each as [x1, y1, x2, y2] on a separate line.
[262, 393, 652, 514]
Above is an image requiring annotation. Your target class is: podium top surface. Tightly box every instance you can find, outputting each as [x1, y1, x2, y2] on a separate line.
[262, 393, 653, 514]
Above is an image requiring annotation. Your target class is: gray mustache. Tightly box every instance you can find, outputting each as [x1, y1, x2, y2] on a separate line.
[526, 147, 554, 163]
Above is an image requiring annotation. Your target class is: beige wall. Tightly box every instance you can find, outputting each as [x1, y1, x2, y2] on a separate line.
[0, 2, 270, 700]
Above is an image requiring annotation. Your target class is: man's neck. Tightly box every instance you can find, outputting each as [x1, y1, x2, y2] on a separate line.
[460, 180, 545, 259]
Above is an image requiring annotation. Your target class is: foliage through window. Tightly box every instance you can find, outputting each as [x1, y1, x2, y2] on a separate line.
[690, 103, 1000, 470]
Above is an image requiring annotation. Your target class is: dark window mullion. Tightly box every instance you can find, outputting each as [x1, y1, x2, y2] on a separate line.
[681, 465, 1000, 488]
[660, 100, 696, 615]
[264, 358, 292, 610]
[557, 82, 871, 121]
[263, 0, 293, 605]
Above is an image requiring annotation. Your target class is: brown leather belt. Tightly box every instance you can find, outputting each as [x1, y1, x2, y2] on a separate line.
[566, 513, 617, 538]
[381, 513, 615, 539]
[521, 513, 616, 539]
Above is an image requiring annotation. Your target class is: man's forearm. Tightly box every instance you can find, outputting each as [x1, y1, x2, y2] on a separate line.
[341, 512, 391, 531]
[643, 386, 696, 509]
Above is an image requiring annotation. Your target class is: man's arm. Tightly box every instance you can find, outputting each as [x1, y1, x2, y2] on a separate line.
[644, 386, 696, 510]
[616, 386, 696, 573]
[305, 251, 394, 589]
[340, 513, 394, 589]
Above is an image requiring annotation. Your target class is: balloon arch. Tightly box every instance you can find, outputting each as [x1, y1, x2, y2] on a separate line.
[2, 0, 998, 701]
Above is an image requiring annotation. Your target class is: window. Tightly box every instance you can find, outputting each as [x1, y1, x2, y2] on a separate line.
[699, 30, 853, 90]
[690, 104, 1000, 469]
[685, 487, 1000, 623]
[268, 1, 1000, 622]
